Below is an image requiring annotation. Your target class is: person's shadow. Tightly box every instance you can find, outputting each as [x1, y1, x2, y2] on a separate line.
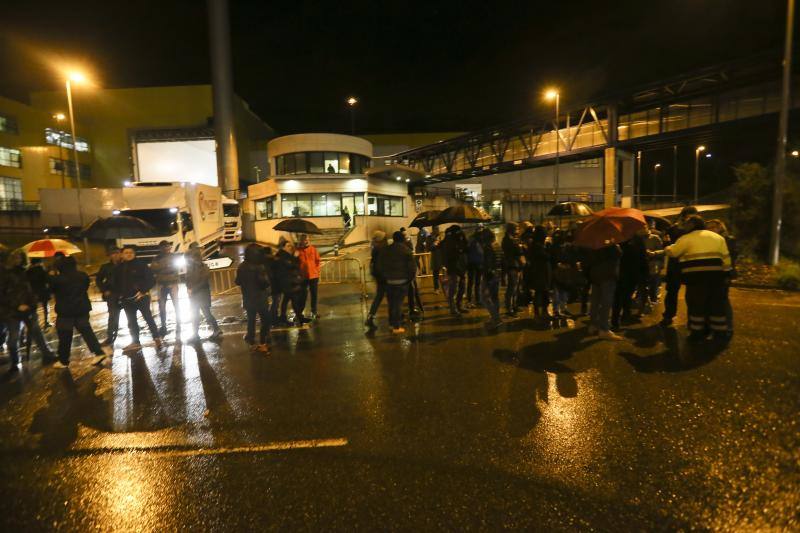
[494, 327, 590, 437]
[29, 368, 112, 451]
[619, 325, 728, 373]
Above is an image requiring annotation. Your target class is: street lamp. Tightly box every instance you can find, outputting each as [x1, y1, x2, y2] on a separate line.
[545, 88, 560, 202]
[653, 163, 661, 201]
[791, 150, 799, 157]
[769, 0, 795, 265]
[52, 113, 67, 189]
[694, 145, 706, 204]
[347, 96, 358, 135]
[65, 71, 90, 264]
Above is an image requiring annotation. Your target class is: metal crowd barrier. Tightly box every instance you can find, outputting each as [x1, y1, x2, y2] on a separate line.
[319, 256, 367, 299]
[209, 267, 241, 295]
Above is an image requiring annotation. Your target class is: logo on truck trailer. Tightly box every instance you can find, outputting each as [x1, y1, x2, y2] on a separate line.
[197, 191, 219, 221]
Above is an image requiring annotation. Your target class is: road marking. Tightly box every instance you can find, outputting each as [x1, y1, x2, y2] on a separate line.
[69, 438, 349, 458]
[749, 302, 800, 308]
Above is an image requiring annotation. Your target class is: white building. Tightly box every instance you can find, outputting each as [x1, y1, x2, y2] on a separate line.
[247, 133, 421, 245]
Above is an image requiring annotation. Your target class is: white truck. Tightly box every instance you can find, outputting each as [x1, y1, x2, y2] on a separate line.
[221, 195, 243, 242]
[40, 182, 224, 261]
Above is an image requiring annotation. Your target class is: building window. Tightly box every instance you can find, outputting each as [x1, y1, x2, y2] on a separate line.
[280, 192, 367, 217]
[44, 128, 90, 152]
[0, 147, 21, 168]
[49, 157, 91, 178]
[274, 152, 372, 176]
[254, 196, 276, 220]
[367, 194, 404, 216]
[0, 114, 18, 134]
[0, 176, 22, 203]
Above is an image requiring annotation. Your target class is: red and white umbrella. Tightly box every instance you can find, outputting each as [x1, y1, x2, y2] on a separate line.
[22, 238, 83, 258]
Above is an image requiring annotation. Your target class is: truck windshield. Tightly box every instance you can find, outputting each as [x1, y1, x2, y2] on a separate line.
[124, 208, 178, 235]
[223, 203, 240, 217]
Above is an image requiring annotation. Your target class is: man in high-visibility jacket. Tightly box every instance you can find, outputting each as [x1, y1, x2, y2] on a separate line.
[664, 215, 731, 341]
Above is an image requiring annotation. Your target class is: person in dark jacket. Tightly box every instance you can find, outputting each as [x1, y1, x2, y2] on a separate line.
[185, 243, 221, 343]
[236, 243, 271, 352]
[96, 246, 122, 346]
[400, 227, 423, 319]
[587, 244, 624, 341]
[271, 239, 305, 327]
[704, 218, 736, 339]
[426, 227, 443, 292]
[48, 256, 110, 368]
[502, 223, 524, 316]
[611, 233, 649, 330]
[26, 258, 52, 328]
[1, 249, 56, 370]
[113, 245, 162, 351]
[442, 225, 469, 316]
[527, 226, 552, 319]
[660, 206, 698, 327]
[377, 231, 417, 333]
[365, 230, 388, 330]
[480, 228, 503, 328]
[466, 229, 484, 307]
[150, 240, 181, 337]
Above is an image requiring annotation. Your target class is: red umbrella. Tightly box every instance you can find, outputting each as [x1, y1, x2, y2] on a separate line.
[574, 207, 647, 249]
[22, 238, 83, 258]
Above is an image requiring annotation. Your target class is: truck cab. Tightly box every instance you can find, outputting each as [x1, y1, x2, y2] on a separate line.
[221, 196, 243, 242]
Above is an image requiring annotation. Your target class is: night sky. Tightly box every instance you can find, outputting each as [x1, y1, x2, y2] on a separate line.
[0, 0, 790, 134]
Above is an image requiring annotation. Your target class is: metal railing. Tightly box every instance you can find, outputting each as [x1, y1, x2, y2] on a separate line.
[319, 256, 367, 299]
[209, 267, 240, 295]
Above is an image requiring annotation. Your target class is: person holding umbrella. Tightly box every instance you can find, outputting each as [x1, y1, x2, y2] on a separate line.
[586, 243, 624, 341]
[96, 246, 122, 346]
[442, 225, 469, 316]
[480, 228, 503, 329]
[26, 257, 52, 329]
[501, 223, 524, 317]
[365, 230, 388, 331]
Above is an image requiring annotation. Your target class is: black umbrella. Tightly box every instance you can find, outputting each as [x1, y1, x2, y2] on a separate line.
[410, 210, 442, 228]
[644, 213, 672, 232]
[435, 204, 491, 224]
[547, 202, 593, 217]
[81, 215, 157, 239]
[273, 218, 322, 235]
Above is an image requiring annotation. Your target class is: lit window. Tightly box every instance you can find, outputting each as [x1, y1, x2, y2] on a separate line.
[0, 114, 18, 134]
[0, 176, 22, 204]
[45, 128, 90, 152]
[367, 193, 405, 216]
[254, 196, 276, 220]
[0, 147, 21, 168]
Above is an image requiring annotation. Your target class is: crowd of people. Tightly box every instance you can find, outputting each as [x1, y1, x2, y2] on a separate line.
[0, 233, 324, 371]
[0, 206, 736, 371]
[366, 206, 736, 342]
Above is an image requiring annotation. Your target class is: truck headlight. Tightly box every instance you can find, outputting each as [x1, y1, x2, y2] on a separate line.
[174, 255, 186, 268]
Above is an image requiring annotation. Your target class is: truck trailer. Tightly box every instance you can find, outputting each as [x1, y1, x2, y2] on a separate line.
[221, 195, 243, 242]
[40, 182, 224, 261]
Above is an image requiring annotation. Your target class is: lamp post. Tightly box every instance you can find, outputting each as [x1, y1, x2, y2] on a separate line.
[769, 0, 795, 265]
[653, 163, 661, 204]
[65, 72, 90, 264]
[693, 145, 706, 204]
[545, 89, 560, 202]
[347, 96, 358, 135]
[53, 113, 67, 189]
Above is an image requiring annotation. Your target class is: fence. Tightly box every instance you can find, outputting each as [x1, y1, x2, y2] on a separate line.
[319, 256, 367, 299]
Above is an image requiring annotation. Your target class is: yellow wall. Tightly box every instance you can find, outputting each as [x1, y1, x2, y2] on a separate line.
[31, 85, 214, 188]
[0, 95, 89, 202]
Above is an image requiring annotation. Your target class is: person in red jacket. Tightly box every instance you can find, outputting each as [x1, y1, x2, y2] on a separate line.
[296, 234, 321, 321]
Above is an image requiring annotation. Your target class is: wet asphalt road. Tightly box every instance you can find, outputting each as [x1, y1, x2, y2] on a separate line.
[0, 284, 798, 531]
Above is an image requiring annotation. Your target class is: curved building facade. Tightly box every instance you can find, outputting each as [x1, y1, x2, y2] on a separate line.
[248, 133, 416, 246]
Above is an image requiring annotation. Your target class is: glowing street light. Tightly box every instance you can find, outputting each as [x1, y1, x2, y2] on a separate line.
[791, 150, 799, 157]
[347, 96, 358, 135]
[653, 163, 661, 198]
[544, 88, 560, 201]
[52, 113, 68, 188]
[694, 146, 706, 204]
